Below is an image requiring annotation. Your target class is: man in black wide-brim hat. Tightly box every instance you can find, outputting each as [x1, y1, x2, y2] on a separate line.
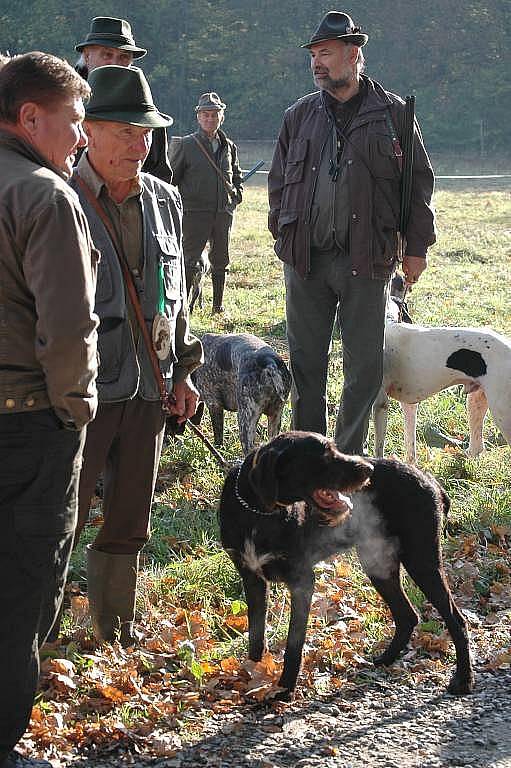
[268, 10, 436, 455]
[74, 16, 172, 183]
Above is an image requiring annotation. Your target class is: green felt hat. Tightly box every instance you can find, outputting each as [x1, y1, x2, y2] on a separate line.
[75, 17, 147, 58]
[85, 66, 173, 128]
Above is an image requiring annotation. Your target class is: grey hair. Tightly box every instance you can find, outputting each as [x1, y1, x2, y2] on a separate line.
[356, 47, 365, 76]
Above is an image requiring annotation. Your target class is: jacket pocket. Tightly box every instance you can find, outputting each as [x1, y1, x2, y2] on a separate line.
[156, 233, 181, 301]
[284, 139, 308, 185]
[95, 251, 114, 303]
[373, 214, 398, 271]
[370, 135, 400, 180]
[97, 325, 123, 384]
[274, 213, 297, 260]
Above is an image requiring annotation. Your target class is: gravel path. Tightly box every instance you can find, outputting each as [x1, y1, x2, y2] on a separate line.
[69, 664, 511, 768]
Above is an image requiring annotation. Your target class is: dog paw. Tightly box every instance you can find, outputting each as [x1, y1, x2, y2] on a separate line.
[447, 673, 475, 696]
[273, 687, 293, 702]
[372, 651, 396, 667]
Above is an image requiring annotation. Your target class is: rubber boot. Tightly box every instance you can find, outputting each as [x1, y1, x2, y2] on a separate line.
[86, 546, 139, 647]
[211, 271, 226, 314]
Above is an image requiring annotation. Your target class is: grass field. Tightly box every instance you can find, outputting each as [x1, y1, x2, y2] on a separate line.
[30, 186, 511, 760]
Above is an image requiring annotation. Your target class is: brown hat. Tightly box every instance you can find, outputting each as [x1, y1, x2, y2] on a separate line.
[195, 92, 226, 112]
[75, 17, 147, 58]
[302, 11, 368, 49]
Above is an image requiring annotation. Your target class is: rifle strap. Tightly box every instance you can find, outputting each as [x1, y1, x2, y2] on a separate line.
[74, 174, 174, 412]
[192, 134, 236, 199]
[384, 110, 403, 172]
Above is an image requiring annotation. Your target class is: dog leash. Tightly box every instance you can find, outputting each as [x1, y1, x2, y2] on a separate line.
[398, 283, 409, 323]
[183, 418, 231, 472]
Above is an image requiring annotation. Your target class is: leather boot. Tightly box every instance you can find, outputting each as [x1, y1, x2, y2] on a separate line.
[211, 271, 226, 314]
[86, 546, 139, 647]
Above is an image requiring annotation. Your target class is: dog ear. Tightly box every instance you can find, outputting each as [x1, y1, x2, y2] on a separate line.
[248, 446, 282, 511]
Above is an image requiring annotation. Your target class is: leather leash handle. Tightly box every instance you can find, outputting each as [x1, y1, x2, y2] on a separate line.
[192, 134, 236, 199]
[74, 174, 173, 412]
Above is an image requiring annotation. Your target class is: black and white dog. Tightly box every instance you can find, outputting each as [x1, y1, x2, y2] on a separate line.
[374, 274, 511, 462]
[219, 431, 473, 699]
[192, 333, 292, 455]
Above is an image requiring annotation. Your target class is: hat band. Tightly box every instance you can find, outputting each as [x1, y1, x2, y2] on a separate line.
[85, 32, 136, 44]
[87, 103, 158, 115]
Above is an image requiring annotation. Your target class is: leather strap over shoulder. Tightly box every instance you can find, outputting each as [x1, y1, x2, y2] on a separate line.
[74, 174, 174, 412]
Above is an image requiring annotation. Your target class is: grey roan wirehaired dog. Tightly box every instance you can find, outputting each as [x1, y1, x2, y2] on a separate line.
[192, 332, 292, 455]
[219, 431, 474, 700]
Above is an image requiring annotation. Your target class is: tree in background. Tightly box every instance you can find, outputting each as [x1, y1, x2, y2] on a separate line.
[0, 0, 509, 154]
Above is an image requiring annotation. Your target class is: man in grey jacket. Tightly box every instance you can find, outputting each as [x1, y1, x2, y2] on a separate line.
[71, 65, 202, 647]
[268, 11, 436, 454]
[169, 92, 243, 313]
[0, 52, 98, 768]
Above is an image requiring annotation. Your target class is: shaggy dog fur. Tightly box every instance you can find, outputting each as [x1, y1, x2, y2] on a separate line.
[219, 431, 474, 699]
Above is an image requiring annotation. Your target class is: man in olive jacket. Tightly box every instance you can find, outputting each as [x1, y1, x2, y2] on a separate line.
[268, 11, 436, 454]
[169, 92, 243, 313]
[71, 65, 202, 648]
[0, 53, 98, 768]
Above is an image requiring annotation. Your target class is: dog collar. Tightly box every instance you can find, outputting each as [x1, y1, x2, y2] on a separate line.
[234, 465, 279, 516]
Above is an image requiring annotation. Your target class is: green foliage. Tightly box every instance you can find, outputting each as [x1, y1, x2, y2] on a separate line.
[0, 1, 509, 154]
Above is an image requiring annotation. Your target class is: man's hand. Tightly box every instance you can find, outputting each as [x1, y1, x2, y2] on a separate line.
[168, 378, 200, 424]
[402, 255, 427, 286]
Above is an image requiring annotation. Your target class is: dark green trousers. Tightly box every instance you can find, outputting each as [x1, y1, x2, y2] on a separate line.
[284, 254, 389, 455]
[0, 409, 84, 762]
[182, 210, 233, 275]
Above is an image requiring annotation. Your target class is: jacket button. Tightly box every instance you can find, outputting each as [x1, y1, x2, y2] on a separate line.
[352, 270, 358, 276]
[5, 398, 16, 409]
[352, 213, 357, 220]
[312, 166, 316, 171]
[347, 159, 353, 165]
[24, 397, 35, 408]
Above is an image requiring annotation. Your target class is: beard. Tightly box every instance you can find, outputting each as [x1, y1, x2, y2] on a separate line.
[313, 65, 354, 93]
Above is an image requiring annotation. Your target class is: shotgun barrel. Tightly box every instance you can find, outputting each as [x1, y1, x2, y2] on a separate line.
[399, 95, 415, 239]
[242, 160, 265, 183]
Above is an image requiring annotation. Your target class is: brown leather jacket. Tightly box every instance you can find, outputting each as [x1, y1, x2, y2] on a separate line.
[268, 76, 436, 279]
[0, 130, 98, 428]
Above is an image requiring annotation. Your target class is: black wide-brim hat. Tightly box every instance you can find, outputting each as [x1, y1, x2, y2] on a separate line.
[301, 11, 368, 49]
[85, 66, 173, 129]
[75, 16, 147, 58]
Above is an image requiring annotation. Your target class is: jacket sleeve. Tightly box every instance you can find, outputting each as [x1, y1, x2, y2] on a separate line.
[168, 137, 186, 187]
[23, 191, 99, 428]
[268, 114, 290, 239]
[400, 114, 437, 257]
[143, 127, 173, 184]
[231, 141, 243, 203]
[167, 189, 203, 383]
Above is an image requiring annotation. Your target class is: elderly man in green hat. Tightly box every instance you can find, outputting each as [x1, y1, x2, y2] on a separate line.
[169, 92, 243, 314]
[268, 10, 436, 455]
[74, 16, 172, 183]
[70, 65, 203, 646]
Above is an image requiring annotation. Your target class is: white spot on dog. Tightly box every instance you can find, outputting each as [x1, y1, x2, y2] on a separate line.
[241, 538, 275, 579]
